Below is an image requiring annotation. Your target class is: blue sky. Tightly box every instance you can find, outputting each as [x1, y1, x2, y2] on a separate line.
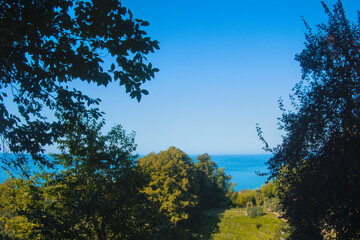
[79, 0, 359, 155]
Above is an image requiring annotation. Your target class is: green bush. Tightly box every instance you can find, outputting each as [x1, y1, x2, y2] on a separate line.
[269, 197, 281, 212]
[247, 207, 264, 218]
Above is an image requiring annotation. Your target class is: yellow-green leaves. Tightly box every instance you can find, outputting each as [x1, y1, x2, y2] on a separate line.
[138, 147, 198, 224]
[138, 147, 234, 228]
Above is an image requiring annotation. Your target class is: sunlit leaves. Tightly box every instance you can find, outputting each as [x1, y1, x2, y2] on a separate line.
[138, 147, 198, 225]
[138, 148, 233, 232]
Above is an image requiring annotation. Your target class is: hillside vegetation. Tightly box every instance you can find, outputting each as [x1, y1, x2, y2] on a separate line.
[196, 208, 289, 240]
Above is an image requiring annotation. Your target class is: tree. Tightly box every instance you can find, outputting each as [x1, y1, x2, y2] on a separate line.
[0, 179, 34, 240]
[259, 1, 360, 239]
[0, 120, 170, 240]
[0, 0, 159, 172]
[260, 180, 277, 200]
[138, 147, 198, 227]
[195, 153, 232, 210]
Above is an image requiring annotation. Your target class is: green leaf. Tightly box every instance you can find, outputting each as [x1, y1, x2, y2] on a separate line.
[141, 89, 149, 95]
[141, 21, 150, 26]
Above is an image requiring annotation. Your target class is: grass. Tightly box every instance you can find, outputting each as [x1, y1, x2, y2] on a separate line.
[194, 208, 289, 240]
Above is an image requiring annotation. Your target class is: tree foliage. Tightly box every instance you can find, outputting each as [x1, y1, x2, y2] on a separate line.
[195, 153, 232, 210]
[259, 1, 360, 238]
[0, 0, 159, 172]
[138, 147, 198, 225]
[0, 120, 170, 240]
[0, 179, 34, 240]
[138, 148, 233, 238]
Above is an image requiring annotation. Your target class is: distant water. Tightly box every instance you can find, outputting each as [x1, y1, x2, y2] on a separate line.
[191, 154, 271, 191]
[0, 153, 60, 183]
[0, 154, 271, 191]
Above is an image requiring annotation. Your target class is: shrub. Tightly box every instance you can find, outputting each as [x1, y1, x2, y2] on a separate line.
[247, 206, 264, 218]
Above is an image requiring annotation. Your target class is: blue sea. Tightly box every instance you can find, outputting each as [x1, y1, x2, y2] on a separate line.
[0, 154, 271, 191]
[191, 154, 271, 191]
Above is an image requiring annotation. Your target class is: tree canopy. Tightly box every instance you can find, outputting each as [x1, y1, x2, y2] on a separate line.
[195, 153, 232, 210]
[0, 120, 170, 240]
[138, 147, 198, 225]
[1, 143, 235, 239]
[0, 0, 159, 172]
[260, 1, 360, 238]
[138, 147, 233, 239]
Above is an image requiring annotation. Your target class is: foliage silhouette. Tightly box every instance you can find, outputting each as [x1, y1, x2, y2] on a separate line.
[258, 1, 360, 238]
[0, 0, 159, 173]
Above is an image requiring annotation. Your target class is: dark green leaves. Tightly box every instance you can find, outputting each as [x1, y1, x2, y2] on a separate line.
[262, 1, 360, 238]
[141, 89, 149, 95]
[0, 0, 159, 172]
[0, 122, 171, 239]
[141, 21, 150, 26]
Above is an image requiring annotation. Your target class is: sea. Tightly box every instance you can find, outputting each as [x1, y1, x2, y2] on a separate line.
[0, 154, 271, 191]
[190, 154, 271, 191]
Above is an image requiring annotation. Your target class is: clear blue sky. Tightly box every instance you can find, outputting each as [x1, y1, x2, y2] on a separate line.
[77, 0, 359, 155]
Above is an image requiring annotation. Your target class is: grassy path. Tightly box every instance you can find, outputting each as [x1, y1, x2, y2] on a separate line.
[195, 208, 289, 240]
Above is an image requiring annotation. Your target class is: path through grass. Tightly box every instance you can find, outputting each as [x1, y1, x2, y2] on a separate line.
[195, 208, 289, 240]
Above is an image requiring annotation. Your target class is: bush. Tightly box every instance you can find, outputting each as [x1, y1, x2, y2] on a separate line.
[247, 207, 264, 218]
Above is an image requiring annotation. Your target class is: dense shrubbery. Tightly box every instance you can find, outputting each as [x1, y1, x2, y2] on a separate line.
[247, 206, 264, 218]
[231, 181, 280, 212]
